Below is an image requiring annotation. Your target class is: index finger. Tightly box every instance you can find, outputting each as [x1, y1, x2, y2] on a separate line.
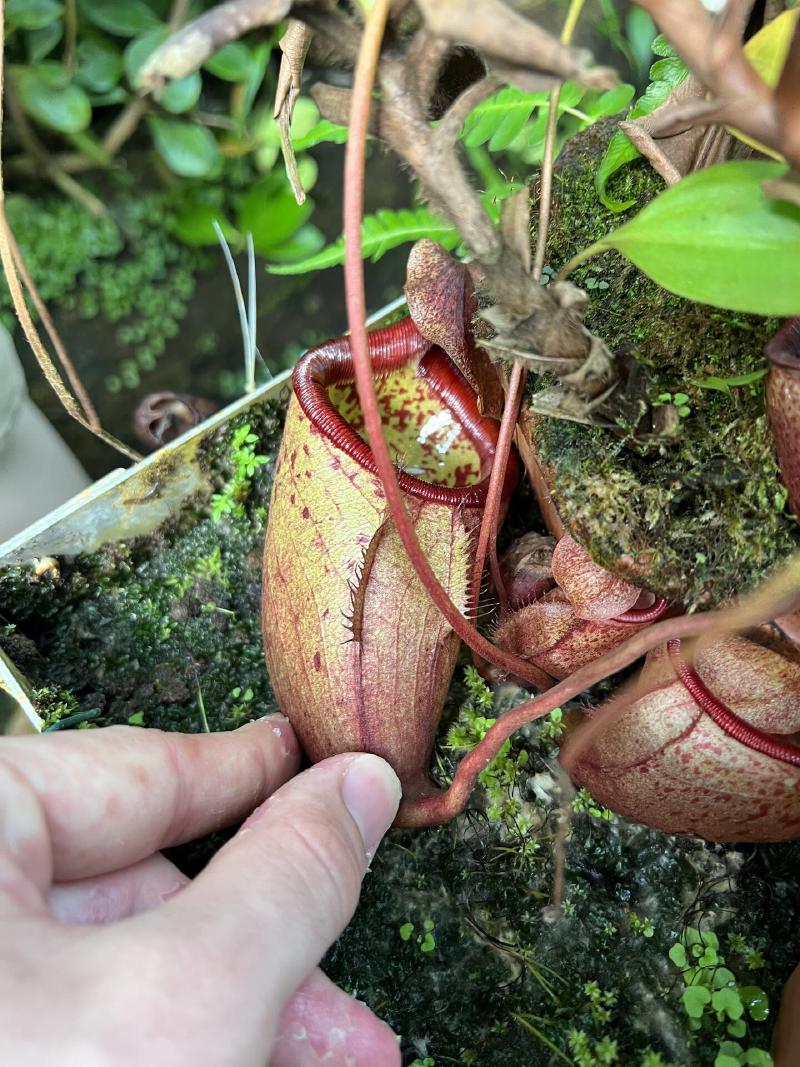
[0, 717, 299, 882]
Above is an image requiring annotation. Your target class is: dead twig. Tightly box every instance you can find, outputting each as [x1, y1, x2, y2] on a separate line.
[274, 20, 313, 205]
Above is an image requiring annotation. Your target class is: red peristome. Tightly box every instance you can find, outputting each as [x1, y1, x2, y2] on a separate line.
[264, 315, 524, 791]
[612, 598, 670, 624]
[292, 317, 521, 507]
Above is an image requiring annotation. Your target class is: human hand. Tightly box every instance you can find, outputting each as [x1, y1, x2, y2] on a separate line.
[0, 718, 402, 1066]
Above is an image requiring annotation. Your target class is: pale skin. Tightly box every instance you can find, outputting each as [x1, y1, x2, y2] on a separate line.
[0, 715, 403, 1066]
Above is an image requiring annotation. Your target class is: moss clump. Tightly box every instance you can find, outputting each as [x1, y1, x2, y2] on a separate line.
[530, 135, 798, 608]
[0, 404, 282, 733]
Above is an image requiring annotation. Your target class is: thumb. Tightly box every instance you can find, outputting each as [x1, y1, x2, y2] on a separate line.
[155, 753, 400, 1007]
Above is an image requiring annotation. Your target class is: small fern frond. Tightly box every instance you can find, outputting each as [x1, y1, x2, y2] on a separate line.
[267, 206, 460, 275]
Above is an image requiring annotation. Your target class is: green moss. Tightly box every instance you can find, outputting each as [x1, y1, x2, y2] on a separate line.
[0, 404, 282, 734]
[530, 137, 798, 608]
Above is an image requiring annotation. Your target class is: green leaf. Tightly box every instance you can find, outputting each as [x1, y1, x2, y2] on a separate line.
[25, 20, 63, 61]
[668, 944, 688, 969]
[651, 33, 675, 57]
[595, 130, 641, 211]
[89, 87, 128, 107]
[239, 176, 313, 254]
[236, 40, 270, 122]
[149, 116, 220, 177]
[461, 83, 584, 152]
[682, 985, 712, 1019]
[586, 161, 800, 315]
[7, 0, 62, 31]
[727, 1019, 747, 1038]
[76, 35, 123, 94]
[291, 119, 349, 151]
[203, 41, 253, 81]
[159, 71, 201, 114]
[584, 83, 635, 120]
[714, 1056, 740, 1067]
[695, 368, 768, 396]
[739, 985, 770, 1022]
[15, 63, 91, 133]
[742, 1050, 773, 1066]
[262, 224, 325, 263]
[172, 203, 240, 247]
[595, 42, 688, 211]
[124, 28, 170, 88]
[399, 922, 414, 941]
[712, 987, 744, 1019]
[268, 206, 460, 275]
[80, 0, 161, 37]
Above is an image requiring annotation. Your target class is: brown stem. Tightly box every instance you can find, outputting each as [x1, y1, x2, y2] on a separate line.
[343, 0, 555, 693]
[7, 230, 99, 429]
[469, 361, 524, 615]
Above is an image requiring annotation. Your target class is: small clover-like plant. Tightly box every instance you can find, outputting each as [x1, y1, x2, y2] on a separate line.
[668, 928, 773, 1067]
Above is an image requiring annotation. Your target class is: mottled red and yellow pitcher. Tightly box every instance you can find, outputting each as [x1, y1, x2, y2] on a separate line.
[262, 316, 518, 797]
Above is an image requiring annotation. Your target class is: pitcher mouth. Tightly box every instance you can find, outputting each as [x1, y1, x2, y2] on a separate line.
[292, 316, 521, 507]
[766, 316, 800, 372]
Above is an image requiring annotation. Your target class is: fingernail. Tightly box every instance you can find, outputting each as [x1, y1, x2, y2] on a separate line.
[342, 755, 401, 860]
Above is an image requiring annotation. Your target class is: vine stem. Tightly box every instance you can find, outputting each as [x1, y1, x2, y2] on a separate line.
[343, 0, 554, 691]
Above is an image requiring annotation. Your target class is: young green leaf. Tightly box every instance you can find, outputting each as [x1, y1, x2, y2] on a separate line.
[695, 368, 767, 396]
[460, 83, 584, 152]
[16, 63, 91, 133]
[25, 20, 63, 61]
[267, 206, 460, 275]
[172, 203, 240, 247]
[681, 985, 712, 1019]
[203, 41, 253, 82]
[149, 116, 220, 178]
[76, 35, 123, 94]
[577, 161, 800, 315]
[79, 0, 160, 37]
[7, 0, 62, 32]
[239, 177, 314, 254]
[291, 119, 349, 151]
[739, 985, 770, 1022]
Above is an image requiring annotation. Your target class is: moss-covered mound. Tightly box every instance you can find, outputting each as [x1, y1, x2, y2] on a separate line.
[0, 404, 283, 734]
[531, 130, 798, 609]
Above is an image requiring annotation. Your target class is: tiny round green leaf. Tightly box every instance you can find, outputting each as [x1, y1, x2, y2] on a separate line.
[149, 116, 220, 178]
[16, 64, 91, 133]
